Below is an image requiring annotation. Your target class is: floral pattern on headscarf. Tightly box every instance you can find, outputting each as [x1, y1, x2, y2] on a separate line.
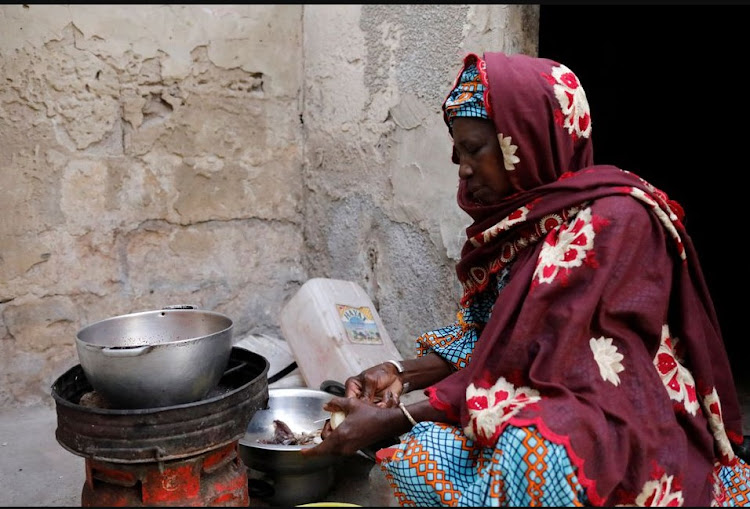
[590, 336, 625, 387]
[541, 64, 592, 142]
[654, 324, 699, 416]
[531, 206, 602, 288]
[702, 387, 736, 462]
[497, 133, 520, 171]
[629, 471, 685, 507]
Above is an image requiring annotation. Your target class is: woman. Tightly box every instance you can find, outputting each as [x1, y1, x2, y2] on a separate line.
[301, 51, 750, 506]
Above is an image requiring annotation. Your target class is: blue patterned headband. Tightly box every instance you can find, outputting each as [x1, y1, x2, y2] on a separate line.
[443, 64, 489, 127]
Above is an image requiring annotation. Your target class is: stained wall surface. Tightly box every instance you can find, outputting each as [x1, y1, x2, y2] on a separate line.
[0, 4, 539, 406]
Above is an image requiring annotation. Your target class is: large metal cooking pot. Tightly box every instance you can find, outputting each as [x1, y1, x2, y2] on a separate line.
[75, 305, 233, 409]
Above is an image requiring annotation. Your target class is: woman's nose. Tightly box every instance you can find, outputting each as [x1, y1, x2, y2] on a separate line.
[458, 162, 473, 180]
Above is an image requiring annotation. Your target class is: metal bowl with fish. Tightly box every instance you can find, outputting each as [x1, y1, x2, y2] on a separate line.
[238, 387, 340, 505]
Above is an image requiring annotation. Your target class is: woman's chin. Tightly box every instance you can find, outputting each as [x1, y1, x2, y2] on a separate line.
[471, 193, 497, 206]
[461, 195, 487, 208]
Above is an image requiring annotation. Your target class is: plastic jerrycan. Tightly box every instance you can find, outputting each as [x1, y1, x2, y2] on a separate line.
[279, 278, 403, 390]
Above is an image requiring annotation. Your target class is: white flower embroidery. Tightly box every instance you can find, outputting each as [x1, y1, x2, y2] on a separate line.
[549, 64, 592, 140]
[702, 388, 735, 461]
[497, 133, 520, 171]
[533, 207, 596, 285]
[590, 336, 625, 386]
[475, 206, 530, 246]
[653, 324, 699, 416]
[632, 473, 684, 507]
[465, 377, 541, 446]
[629, 188, 685, 261]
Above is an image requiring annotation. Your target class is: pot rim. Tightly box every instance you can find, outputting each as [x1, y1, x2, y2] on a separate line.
[75, 307, 233, 348]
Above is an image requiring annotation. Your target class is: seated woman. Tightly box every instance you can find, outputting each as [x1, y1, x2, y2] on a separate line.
[301, 50, 750, 506]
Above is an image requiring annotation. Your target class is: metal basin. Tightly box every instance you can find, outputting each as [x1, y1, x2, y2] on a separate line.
[239, 388, 339, 505]
[75, 306, 233, 409]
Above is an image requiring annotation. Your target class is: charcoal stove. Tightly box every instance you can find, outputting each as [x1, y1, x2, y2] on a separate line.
[51, 346, 269, 507]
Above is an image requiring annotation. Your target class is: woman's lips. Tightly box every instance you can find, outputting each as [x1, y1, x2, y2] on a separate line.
[468, 186, 485, 204]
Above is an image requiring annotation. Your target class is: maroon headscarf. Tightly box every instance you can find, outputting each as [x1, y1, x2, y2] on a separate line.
[426, 52, 743, 506]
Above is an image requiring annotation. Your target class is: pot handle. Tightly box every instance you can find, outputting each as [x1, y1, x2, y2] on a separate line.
[97, 345, 154, 357]
[162, 304, 196, 310]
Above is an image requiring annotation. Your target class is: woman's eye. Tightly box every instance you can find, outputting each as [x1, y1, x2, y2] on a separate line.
[464, 144, 481, 155]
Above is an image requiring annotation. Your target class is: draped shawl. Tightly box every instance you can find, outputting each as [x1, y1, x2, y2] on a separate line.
[426, 52, 743, 506]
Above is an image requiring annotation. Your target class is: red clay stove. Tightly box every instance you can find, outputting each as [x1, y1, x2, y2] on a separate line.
[51, 347, 269, 507]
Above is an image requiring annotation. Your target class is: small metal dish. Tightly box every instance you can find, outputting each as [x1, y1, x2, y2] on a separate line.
[239, 387, 339, 505]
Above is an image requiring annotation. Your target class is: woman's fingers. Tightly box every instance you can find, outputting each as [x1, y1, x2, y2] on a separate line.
[322, 395, 352, 413]
[300, 436, 337, 457]
[376, 387, 400, 408]
[344, 377, 363, 399]
[319, 419, 334, 439]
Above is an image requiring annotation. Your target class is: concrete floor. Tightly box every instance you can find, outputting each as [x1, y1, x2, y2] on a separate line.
[0, 403, 85, 507]
[0, 392, 411, 507]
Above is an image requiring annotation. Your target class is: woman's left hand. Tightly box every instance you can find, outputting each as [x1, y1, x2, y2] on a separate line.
[300, 395, 403, 457]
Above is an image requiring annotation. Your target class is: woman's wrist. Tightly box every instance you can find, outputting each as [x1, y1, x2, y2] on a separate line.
[398, 401, 418, 426]
[385, 359, 411, 393]
[382, 404, 416, 437]
[386, 399, 449, 434]
[398, 353, 454, 391]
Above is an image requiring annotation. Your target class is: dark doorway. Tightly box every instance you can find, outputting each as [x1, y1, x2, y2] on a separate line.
[539, 6, 745, 379]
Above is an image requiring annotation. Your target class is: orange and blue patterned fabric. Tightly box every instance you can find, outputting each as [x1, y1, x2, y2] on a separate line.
[381, 423, 588, 506]
[415, 266, 510, 370]
[442, 63, 488, 128]
[385, 266, 591, 505]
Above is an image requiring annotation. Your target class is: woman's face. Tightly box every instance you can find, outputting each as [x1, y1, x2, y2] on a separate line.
[452, 117, 512, 205]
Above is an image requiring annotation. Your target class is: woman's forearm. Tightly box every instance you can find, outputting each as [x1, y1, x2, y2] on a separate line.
[400, 352, 454, 392]
[379, 398, 452, 439]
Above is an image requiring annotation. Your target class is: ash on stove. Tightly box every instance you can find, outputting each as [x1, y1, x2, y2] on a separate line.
[78, 391, 112, 409]
[76, 384, 234, 410]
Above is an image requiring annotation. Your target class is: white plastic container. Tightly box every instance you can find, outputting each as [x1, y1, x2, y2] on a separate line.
[279, 278, 403, 390]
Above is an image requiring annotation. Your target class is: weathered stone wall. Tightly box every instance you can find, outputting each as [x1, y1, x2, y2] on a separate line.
[301, 4, 538, 356]
[0, 4, 306, 407]
[0, 4, 538, 407]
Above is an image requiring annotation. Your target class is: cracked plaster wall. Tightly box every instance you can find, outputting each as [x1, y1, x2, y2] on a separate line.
[0, 4, 538, 407]
[302, 4, 538, 359]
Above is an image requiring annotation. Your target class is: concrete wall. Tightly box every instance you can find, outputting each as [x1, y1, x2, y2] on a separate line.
[0, 4, 539, 407]
[302, 4, 538, 358]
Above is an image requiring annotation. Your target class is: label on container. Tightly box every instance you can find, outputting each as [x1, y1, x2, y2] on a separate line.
[336, 304, 383, 345]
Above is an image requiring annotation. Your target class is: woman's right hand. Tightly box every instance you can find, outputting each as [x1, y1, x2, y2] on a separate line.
[301, 396, 406, 457]
[345, 362, 403, 408]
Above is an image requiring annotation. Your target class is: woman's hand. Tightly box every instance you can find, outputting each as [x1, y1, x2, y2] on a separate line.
[344, 354, 454, 408]
[300, 395, 404, 457]
[345, 362, 403, 407]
